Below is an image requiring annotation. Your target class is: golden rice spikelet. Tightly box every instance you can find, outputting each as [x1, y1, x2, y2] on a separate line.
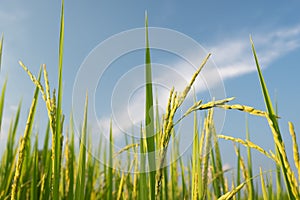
[265, 114, 300, 198]
[217, 104, 267, 117]
[11, 98, 37, 200]
[178, 53, 211, 106]
[218, 135, 278, 162]
[288, 122, 300, 183]
[218, 182, 246, 200]
[19, 61, 46, 99]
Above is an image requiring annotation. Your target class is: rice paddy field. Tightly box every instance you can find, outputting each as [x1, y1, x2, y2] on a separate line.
[0, 1, 299, 200]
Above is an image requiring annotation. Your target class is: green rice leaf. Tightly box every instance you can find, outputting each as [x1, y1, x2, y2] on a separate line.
[251, 36, 298, 199]
[75, 93, 88, 200]
[139, 124, 148, 200]
[246, 117, 255, 199]
[53, 0, 65, 198]
[144, 12, 156, 200]
[0, 78, 7, 132]
[30, 134, 38, 200]
[260, 168, 269, 200]
[67, 114, 75, 200]
[107, 119, 113, 200]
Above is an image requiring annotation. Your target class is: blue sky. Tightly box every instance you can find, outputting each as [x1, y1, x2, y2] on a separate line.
[0, 1, 300, 174]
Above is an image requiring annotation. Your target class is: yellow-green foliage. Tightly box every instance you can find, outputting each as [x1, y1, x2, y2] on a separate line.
[0, 5, 299, 200]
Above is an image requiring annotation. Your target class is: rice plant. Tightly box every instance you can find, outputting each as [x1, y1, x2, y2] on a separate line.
[0, 2, 299, 200]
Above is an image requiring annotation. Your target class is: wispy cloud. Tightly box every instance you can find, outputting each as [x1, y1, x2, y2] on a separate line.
[211, 25, 300, 79]
[98, 25, 300, 139]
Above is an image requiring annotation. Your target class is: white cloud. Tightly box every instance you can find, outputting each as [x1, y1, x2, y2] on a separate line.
[97, 25, 300, 139]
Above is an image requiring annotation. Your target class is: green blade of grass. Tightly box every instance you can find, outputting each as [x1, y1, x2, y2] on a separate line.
[107, 119, 113, 200]
[192, 112, 199, 200]
[260, 168, 268, 200]
[85, 136, 95, 200]
[246, 117, 254, 199]
[139, 124, 148, 200]
[53, 0, 65, 198]
[1, 115, 19, 197]
[3, 100, 20, 181]
[132, 138, 139, 200]
[117, 172, 125, 200]
[179, 156, 187, 200]
[0, 101, 20, 197]
[275, 100, 282, 200]
[39, 122, 51, 200]
[144, 13, 156, 200]
[212, 122, 226, 195]
[30, 134, 38, 200]
[0, 78, 7, 132]
[210, 142, 219, 197]
[251, 37, 298, 199]
[75, 93, 88, 200]
[236, 145, 241, 200]
[67, 114, 75, 200]
[170, 135, 178, 200]
[42, 122, 50, 173]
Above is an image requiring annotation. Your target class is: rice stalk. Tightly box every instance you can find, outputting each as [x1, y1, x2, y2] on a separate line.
[1, 84, 15, 185]
[117, 172, 125, 200]
[170, 135, 179, 199]
[1, 103, 20, 198]
[11, 70, 40, 200]
[74, 93, 88, 200]
[201, 109, 214, 199]
[178, 97, 234, 123]
[218, 182, 246, 200]
[66, 114, 75, 200]
[236, 145, 241, 200]
[53, 0, 65, 198]
[139, 124, 147, 200]
[132, 138, 139, 200]
[107, 119, 113, 200]
[265, 114, 299, 198]
[259, 168, 268, 200]
[155, 53, 212, 198]
[218, 134, 278, 163]
[113, 143, 139, 158]
[0, 79, 7, 132]
[233, 143, 249, 197]
[179, 154, 187, 199]
[192, 128, 199, 200]
[288, 122, 300, 183]
[245, 118, 255, 199]
[212, 122, 226, 194]
[217, 104, 268, 117]
[30, 134, 38, 200]
[85, 137, 95, 200]
[177, 53, 211, 107]
[64, 130, 70, 198]
[251, 36, 297, 199]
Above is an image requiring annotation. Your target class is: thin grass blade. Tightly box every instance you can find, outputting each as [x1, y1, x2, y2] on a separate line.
[251, 37, 298, 199]
[144, 13, 156, 200]
[0, 79, 7, 132]
[53, 0, 65, 198]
